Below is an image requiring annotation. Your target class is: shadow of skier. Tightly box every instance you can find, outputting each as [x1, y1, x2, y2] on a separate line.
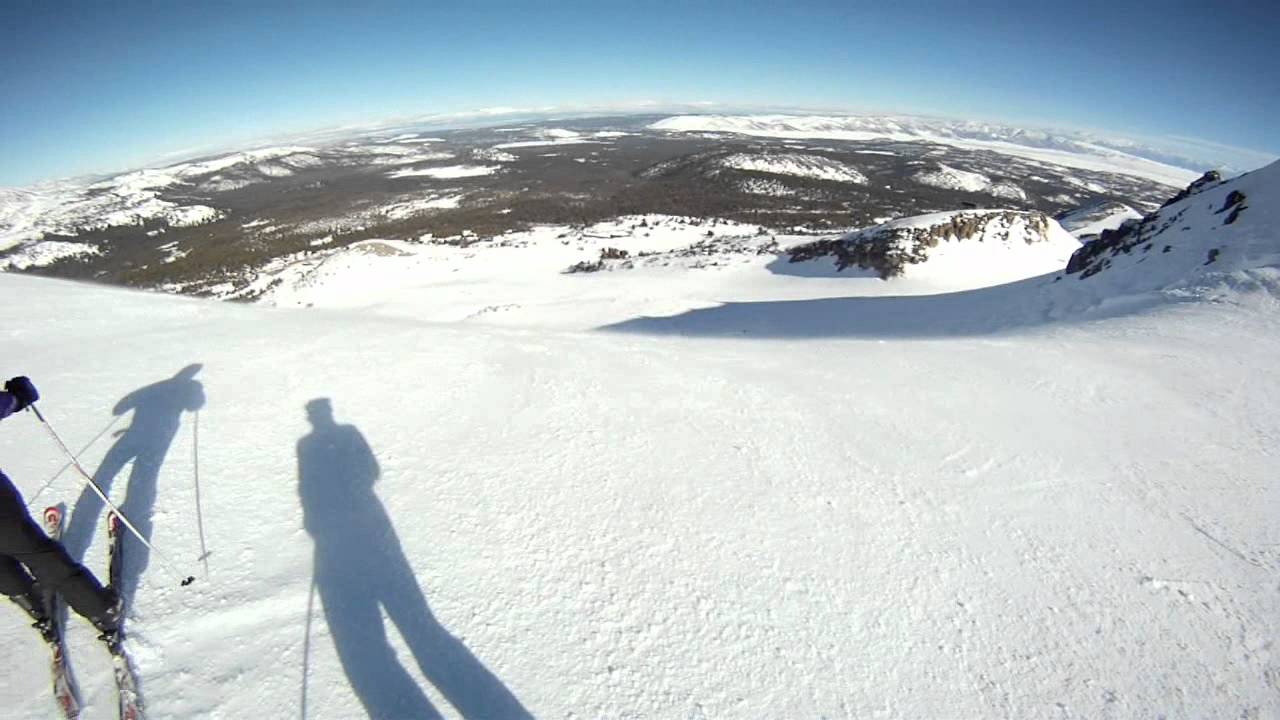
[297, 398, 529, 720]
[64, 364, 205, 605]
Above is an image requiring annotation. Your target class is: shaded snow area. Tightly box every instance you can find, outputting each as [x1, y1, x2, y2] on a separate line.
[386, 165, 499, 179]
[1056, 201, 1144, 239]
[2, 204, 1279, 718]
[650, 114, 1200, 187]
[719, 153, 868, 183]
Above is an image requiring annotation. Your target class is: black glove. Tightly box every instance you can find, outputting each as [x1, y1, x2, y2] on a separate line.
[4, 376, 39, 410]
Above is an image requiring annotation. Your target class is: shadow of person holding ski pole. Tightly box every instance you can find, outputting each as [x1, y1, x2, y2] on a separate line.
[297, 398, 529, 720]
[63, 365, 205, 606]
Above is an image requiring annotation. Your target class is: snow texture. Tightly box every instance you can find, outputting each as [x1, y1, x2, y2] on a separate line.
[1, 163, 1278, 720]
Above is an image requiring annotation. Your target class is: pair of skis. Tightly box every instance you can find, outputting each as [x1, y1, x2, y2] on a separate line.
[40, 505, 142, 720]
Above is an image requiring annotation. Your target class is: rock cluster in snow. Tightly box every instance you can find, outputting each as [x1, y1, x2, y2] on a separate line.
[1159, 170, 1223, 208]
[1066, 172, 1252, 279]
[789, 210, 1055, 279]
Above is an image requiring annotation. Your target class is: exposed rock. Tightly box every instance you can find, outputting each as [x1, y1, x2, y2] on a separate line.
[789, 210, 1053, 279]
[1159, 170, 1222, 208]
[1216, 190, 1246, 214]
[1216, 190, 1248, 225]
[565, 246, 630, 273]
[1067, 170, 1252, 280]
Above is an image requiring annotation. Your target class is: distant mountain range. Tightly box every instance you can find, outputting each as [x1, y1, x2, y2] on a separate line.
[0, 113, 1220, 298]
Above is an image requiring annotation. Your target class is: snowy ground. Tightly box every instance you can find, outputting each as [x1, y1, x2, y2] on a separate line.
[2, 205, 1279, 718]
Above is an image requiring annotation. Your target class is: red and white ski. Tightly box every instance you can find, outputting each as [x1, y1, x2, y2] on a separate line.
[104, 511, 143, 720]
[41, 505, 82, 719]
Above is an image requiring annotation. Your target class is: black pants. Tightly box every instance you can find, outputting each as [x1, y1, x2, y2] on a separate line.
[0, 471, 115, 622]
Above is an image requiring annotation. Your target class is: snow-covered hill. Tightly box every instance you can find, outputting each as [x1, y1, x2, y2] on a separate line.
[784, 210, 1079, 287]
[718, 153, 868, 184]
[0, 147, 324, 249]
[1061, 161, 1279, 298]
[909, 163, 1028, 201]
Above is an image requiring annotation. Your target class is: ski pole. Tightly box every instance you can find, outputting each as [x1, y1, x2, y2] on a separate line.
[300, 576, 317, 717]
[192, 410, 211, 577]
[25, 413, 123, 507]
[29, 405, 196, 587]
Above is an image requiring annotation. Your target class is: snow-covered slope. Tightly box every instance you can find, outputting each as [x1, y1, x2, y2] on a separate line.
[605, 161, 1280, 340]
[1063, 161, 1280, 299]
[719, 153, 868, 183]
[651, 114, 1200, 187]
[909, 164, 1028, 202]
[912, 163, 991, 192]
[2, 233, 1278, 718]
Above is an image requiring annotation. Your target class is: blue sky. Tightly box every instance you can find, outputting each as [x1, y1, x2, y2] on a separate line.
[2, 0, 1277, 185]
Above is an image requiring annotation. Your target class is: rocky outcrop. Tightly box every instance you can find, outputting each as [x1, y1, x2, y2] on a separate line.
[788, 211, 1053, 279]
[1066, 173, 1250, 279]
[1159, 170, 1222, 208]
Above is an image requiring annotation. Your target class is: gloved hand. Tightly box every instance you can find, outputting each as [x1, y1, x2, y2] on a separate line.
[4, 376, 39, 410]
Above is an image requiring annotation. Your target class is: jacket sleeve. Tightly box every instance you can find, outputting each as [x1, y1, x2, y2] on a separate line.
[0, 392, 18, 421]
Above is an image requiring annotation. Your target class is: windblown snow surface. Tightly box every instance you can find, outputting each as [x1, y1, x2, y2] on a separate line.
[1, 164, 1279, 719]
